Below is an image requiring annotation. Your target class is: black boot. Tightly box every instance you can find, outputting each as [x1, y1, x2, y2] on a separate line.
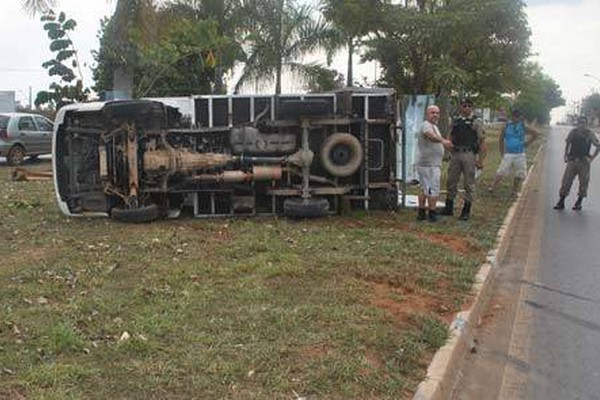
[441, 199, 454, 216]
[572, 196, 583, 210]
[459, 201, 472, 221]
[417, 208, 427, 221]
[428, 209, 439, 222]
[553, 196, 566, 210]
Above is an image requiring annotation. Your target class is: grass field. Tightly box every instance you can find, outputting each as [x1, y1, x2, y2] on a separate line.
[0, 127, 542, 399]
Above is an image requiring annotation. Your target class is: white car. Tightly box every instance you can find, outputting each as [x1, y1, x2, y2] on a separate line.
[0, 112, 54, 165]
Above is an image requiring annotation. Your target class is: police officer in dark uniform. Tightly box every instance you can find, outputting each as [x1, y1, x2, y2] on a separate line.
[553, 115, 600, 210]
[441, 98, 487, 220]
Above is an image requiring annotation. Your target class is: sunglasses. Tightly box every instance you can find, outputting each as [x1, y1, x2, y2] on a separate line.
[461, 104, 473, 108]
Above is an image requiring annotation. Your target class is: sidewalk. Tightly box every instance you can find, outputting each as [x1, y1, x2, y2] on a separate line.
[412, 144, 545, 400]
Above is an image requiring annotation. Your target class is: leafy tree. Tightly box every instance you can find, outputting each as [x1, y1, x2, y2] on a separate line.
[302, 65, 345, 92]
[93, 1, 245, 97]
[35, 11, 89, 108]
[364, 0, 531, 102]
[135, 19, 232, 96]
[356, 0, 531, 133]
[512, 63, 564, 124]
[92, 16, 120, 96]
[161, 0, 246, 93]
[581, 93, 600, 126]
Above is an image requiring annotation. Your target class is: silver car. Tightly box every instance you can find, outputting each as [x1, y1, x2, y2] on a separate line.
[0, 112, 54, 165]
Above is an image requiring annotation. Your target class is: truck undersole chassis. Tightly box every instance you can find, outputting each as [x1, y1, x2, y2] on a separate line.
[54, 92, 398, 222]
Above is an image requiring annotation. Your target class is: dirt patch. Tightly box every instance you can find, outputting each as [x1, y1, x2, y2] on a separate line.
[364, 349, 384, 370]
[370, 282, 447, 326]
[302, 342, 333, 358]
[424, 232, 477, 254]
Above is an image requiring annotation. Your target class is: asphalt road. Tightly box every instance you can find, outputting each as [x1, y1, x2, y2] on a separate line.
[523, 124, 600, 400]
[453, 124, 600, 400]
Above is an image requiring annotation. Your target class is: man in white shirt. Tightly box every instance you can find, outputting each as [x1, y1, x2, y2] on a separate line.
[416, 105, 453, 222]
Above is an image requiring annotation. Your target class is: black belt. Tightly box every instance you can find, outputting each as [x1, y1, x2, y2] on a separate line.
[453, 147, 474, 153]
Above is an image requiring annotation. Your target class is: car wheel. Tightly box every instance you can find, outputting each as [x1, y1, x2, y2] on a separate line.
[320, 133, 364, 177]
[7, 145, 25, 166]
[283, 197, 329, 219]
[110, 204, 160, 223]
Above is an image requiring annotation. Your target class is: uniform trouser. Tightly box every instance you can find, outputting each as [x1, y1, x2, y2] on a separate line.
[559, 159, 591, 198]
[446, 151, 476, 202]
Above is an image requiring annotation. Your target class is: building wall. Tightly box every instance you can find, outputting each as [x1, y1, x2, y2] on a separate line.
[0, 91, 16, 112]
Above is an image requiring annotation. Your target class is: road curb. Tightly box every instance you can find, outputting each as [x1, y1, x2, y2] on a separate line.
[412, 145, 545, 400]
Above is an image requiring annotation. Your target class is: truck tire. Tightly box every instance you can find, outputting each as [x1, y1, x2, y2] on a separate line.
[283, 197, 329, 219]
[110, 204, 160, 223]
[320, 133, 363, 177]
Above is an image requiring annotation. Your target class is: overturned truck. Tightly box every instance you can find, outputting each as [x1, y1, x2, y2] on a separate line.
[53, 88, 400, 222]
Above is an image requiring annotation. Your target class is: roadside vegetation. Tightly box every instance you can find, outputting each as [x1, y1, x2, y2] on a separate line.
[0, 126, 543, 399]
[23, 0, 563, 126]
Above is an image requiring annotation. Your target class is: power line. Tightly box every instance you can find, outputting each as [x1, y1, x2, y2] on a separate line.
[0, 67, 43, 73]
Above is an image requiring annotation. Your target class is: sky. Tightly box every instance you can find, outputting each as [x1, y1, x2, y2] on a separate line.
[0, 0, 115, 105]
[1, 0, 599, 123]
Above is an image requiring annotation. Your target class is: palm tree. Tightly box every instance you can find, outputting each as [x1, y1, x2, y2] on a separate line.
[22, 0, 55, 15]
[235, 0, 339, 94]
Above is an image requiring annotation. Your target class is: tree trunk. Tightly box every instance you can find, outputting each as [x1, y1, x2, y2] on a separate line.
[275, 62, 282, 95]
[213, 66, 225, 94]
[346, 38, 354, 87]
